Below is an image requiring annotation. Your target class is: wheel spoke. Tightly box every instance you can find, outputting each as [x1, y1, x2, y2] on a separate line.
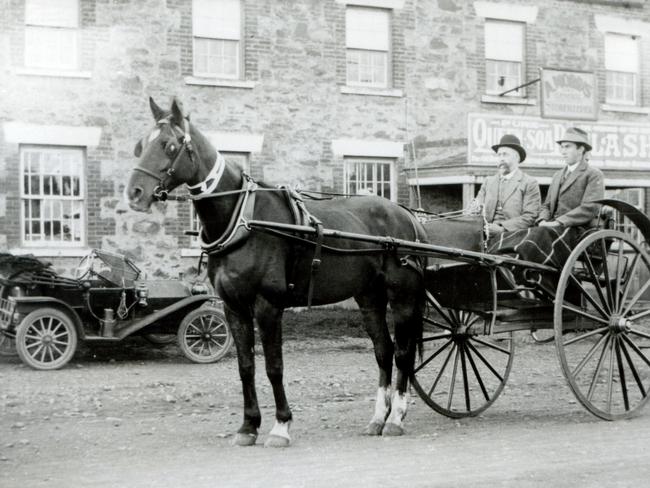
[618, 252, 640, 314]
[582, 252, 611, 315]
[446, 346, 460, 410]
[471, 336, 511, 355]
[421, 332, 453, 343]
[627, 308, 650, 322]
[561, 304, 609, 326]
[31, 343, 44, 359]
[464, 343, 490, 401]
[414, 339, 453, 374]
[622, 278, 650, 318]
[599, 239, 615, 314]
[563, 326, 609, 346]
[587, 334, 612, 402]
[606, 336, 616, 411]
[620, 334, 650, 370]
[466, 340, 506, 382]
[614, 336, 630, 411]
[459, 343, 471, 411]
[629, 328, 650, 342]
[423, 316, 452, 331]
[613, 244, 624, 313]
[427, 343, 455, 397]
[568, 274, 609, 319]
[50, 343, 64, 358]
[570, 331, 609, 378]
[619, 336, 647, 397]
[426, 291, 455, 327]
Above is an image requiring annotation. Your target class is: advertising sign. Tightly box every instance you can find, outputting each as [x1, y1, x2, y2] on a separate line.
[540, 68, 598, 120]
[468, 113, 650, 169]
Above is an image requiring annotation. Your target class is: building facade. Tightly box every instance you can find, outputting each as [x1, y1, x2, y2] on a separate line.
[1, 0, 649, 276]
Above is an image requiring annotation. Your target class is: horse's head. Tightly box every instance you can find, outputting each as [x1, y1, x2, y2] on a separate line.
[127, 97, 204, 212]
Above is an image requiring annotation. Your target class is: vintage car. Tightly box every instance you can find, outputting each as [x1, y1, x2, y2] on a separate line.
[0, 249, 232, 370]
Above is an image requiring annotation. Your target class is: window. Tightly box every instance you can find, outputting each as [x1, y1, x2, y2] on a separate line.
[20, 146, 85, 247]
[192, 0, 241, 79]
[605, 188, 645, 243]
[344, 157, 394, 201]
[189, 152, 249, 246]
[484, 20, 524, 96]
[24, 0, 79, 70]
[605, 33, 639, 105]
[345, 7, 390, 88]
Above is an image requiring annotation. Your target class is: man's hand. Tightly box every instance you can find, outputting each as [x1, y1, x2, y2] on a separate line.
[467, 199, 482, 215]
[486, 223, 505, 235]
[538, 220, 561, 227]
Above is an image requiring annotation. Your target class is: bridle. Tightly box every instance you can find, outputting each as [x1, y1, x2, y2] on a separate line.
[131, 117, 198, 201]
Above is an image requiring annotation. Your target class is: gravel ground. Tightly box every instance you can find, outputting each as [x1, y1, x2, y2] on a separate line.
[2, 308, 650, 487]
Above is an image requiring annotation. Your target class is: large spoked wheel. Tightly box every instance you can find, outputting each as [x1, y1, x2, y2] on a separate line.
[16, 308, 78, 370]
[411, 292, 515, 418]
[555, 229, 650, 420]
[177, 307, 233, 363]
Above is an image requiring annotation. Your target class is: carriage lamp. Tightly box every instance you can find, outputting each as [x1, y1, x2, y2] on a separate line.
[136, 282, 149, 306]
[191, 282, 209, 295]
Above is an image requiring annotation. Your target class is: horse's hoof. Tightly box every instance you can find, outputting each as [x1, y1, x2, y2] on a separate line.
[264, 435, 291, 448]
[232, 433, 258, 446]
[382, 423, 404, 436]
[363, 421, 384, 436]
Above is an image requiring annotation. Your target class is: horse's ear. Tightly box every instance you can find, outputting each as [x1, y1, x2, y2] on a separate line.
[170, 98, 185, 127]
[149, 97, 165, 121]
[134, 139, 143, 157]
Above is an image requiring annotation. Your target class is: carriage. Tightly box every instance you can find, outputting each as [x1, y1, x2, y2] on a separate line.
[126, 97, 650, 447]
[0, 249, 233, 370]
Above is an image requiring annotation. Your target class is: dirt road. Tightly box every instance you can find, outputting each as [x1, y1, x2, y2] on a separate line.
[2, 312, 650, 487]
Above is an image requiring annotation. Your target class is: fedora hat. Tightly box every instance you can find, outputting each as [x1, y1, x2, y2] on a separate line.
[491, 134, 526, 163]
[557, 127, 592, 152]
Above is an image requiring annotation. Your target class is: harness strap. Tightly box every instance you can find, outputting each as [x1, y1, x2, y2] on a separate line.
[306, 216, 324, 309]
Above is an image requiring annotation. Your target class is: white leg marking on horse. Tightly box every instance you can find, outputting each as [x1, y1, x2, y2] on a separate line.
[383, 390, 409, 436]
[264, 420, 292, 448]
[364, 386, 391, 435]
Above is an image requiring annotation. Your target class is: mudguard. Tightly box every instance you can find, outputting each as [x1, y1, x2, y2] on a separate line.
[595, 199, 650, 244]
[10, 296, 85, 337]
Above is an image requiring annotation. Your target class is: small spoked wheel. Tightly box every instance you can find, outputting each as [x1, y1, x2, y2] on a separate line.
[16, 308, 78, 370]
[177, 306, 233, 363]
[555, 230, 650, 420]
[411, 292, 515, 418]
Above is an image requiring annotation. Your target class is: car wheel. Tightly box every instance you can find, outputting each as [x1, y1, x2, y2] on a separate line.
[177, 307, 232, 363]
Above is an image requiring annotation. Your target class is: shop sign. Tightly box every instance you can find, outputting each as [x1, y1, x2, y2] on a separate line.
[540, 68, 598, 120]
[468, 113, 650, 169]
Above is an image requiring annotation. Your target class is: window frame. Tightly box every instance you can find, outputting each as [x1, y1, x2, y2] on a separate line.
[191, 0, 243, 80]
[345, 6, 391, 89]
[484, 19, 526, 97]
[604, 33, 640, 106]
[19, 145, 86, 248]
[23, 0, 80, 71]
[343, 156, 396, 202]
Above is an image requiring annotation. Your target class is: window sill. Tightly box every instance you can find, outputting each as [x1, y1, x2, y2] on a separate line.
[181, 248, 202, 257]
[9, 247, 91, 258]
[14, 68, 92, 79]
[184, 76, 256, 89]
[481, 95, 536, 106]
[601, 104, 650, 115]
[340, 86, 403, 98]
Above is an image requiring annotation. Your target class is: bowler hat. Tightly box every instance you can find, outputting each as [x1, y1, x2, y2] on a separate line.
[491, 134, 526, 163]
[556, 127, 592, 152]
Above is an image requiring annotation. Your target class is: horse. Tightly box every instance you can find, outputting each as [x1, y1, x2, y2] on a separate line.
[126, 97, 427, 447]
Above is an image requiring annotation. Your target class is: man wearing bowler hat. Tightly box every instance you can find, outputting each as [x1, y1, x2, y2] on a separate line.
[537, 127, 604, 229]
[471, 134, 541, 237]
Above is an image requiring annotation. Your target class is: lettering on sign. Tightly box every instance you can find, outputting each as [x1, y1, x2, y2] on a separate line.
[468, 113, 650, 169]
[540, 69, 598, 120]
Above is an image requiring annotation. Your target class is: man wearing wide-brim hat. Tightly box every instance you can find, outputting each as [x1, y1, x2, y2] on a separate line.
[537, 127, 604, 228]
[471, 134, 541, 236]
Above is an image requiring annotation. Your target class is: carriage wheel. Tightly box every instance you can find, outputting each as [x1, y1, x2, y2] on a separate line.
[411, 292, 515, 418]
[555, 229, 650, 420]
[16, 308, 78, 370]
[177, 307, 233, 363]
[0, 332, 18, 357]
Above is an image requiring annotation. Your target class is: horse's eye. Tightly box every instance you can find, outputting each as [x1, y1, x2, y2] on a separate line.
[165, 143, 176, 156]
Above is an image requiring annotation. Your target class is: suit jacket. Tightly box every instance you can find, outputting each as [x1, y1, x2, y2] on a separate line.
[537, 161, 604, 227]
[475, 169, 541, 231]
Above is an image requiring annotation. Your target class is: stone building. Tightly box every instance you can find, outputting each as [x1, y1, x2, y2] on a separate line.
[1, 0, 649, 276]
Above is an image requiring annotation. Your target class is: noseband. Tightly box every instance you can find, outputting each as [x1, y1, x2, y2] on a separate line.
[132, 117, 197, 201]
